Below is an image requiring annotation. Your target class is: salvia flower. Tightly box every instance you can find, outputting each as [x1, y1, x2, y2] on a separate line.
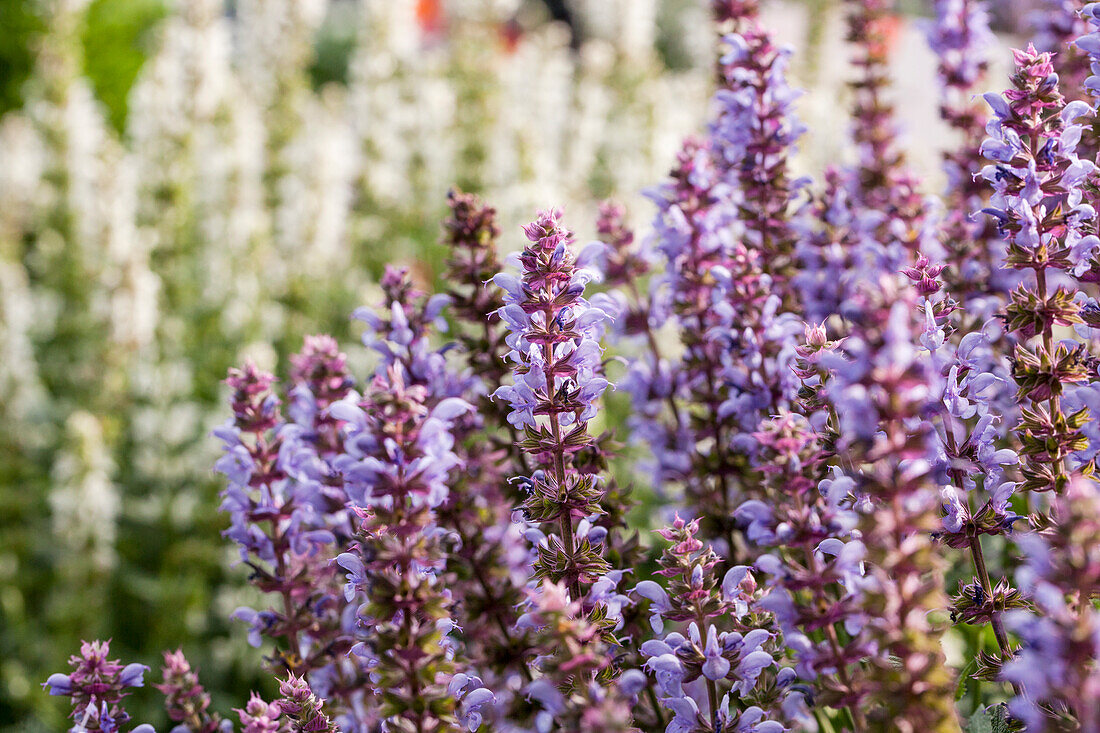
[712, 0, 760, 30]
[354, 252, 536, 726]
[335, 364, 476, 730]
[155, 649, 222, 733]
[215, 359, 349, 687]
[43, 639, 153, 733]
[442, 187, 510, 400]
[276, 674, 339, 733]
[904, 255, 1029, 675]
[845, 0, 908, 208]
[46, 4, 1100, 731]
[642, 138, 746, 540]
[825, 279, 960, 730]
[352, 265, 456, 399]
[1078, 3, 1100, 99]
[288, 334, 354, 456]
[712, 21, 807, 285]
[1032, 0, 1094, 137]
[927, 0, 1006, 309]
[981, 44, 1097, 496]
[1003, 477, 1100, 729]
[792, 166, 872, 324]
[519, 581, 638, 733]
[643, 126, 799, 552]
[234, 693, 282, 733]
[733, 410, 871, 721]
[596, 200, 648, 294]
[635, 516, 786, 732]
[492, 208, 614, 601]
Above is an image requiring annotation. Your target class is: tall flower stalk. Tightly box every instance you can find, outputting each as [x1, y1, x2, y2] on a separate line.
[712, 16, 806, 286]
[826, 276, 960, 730]
[905, 254, 1025, 681]
[215, 345, 371, 724]
[638, 0, 806, 553]
[845, 0, 906, 208]
[735, 402, 872, 728]
[980, 45, 1096, 498]
[439, 192, 542, 715]
[334, 365, 475, 731]
[215, 361, 347, 678]
[442, 188, 510, 415]
[493, 208, 613, 603]
[1003, 477, 1100, 729]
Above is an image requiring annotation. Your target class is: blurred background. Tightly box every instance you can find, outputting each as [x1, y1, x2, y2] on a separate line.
[0, 0, 1031, 728]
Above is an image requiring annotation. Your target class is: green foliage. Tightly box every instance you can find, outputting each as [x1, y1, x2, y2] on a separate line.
[80, 0, 167, 132]
[0, 0, 166, 130]
[967, 708, 994, 733]
[0, 0, 45, 116]
[967, 704, 1017, 733]
[309, 1, 357, 89]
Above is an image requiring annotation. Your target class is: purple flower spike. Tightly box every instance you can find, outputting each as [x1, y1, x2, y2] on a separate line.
[336, 364, 467, 729]
[1003, 477, 1100, 729]
[493, 209, 613, 602]
[155, 649, 222, 733]
[42, 640, 152, 732]
[636, 517, 786, 731]
[981, 44, 1098, 498]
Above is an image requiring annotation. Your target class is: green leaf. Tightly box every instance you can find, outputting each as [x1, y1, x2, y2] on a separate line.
[967, 709, 993, 733]
[989, 705, 1014, 733]
[956, 659, 973, 701]
[81, 0, 169, 132]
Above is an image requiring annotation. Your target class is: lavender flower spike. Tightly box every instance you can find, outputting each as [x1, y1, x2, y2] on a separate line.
[43, 639, 153, 733]
[981, 44, 1097, 496]
[493, 208, 615, 602]
[156, 649, 223, 733]
[1003, 476, 1100, 729]
[335, 364, 475, 730]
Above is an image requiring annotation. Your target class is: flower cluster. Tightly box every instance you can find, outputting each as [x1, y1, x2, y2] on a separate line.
[214, 355, 361, 714]
[1032, 0, 1094, 146]
[845, 0, 908, 207]
[334, 365, 473, 730]
[734, 409, 870, 722]
[3, 4, 721, 724]
[627, 0, 808, 559]
[492, 208, 614, 600]
[712, 14, 806, 284]
[1003, 477, 1100, 729]
[519, 581, 637, 733]
[636, 517, 787, 733]
[43, 640, 153, 733]
[155, 650, 223, 733]
[276, 675, 339, 733]
[928, 0, 1005, 309]
[443, 188, 508, 398]
[980, 44, 1097, 497]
